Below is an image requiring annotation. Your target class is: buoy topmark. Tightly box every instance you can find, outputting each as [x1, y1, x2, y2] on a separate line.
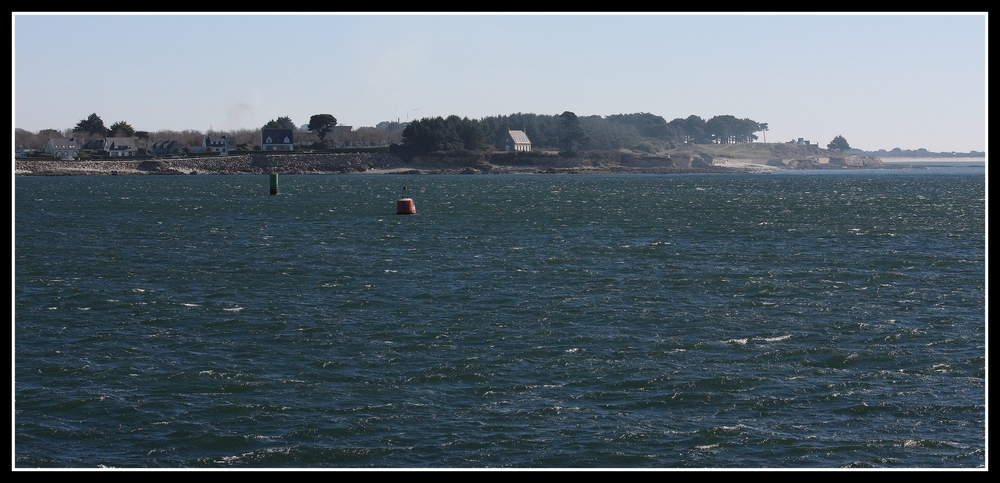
[396, 186, 416, 214]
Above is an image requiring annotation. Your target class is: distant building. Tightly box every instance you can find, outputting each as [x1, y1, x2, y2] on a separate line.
[505, 129, 531, 152]
[261, 129, 294, 151]
[204, 135, 231, 155]
[79, 139, 106, 155]
[104, 137, 137, 157]
[151, 140, 182, 157]
[44, 137, 79, 160]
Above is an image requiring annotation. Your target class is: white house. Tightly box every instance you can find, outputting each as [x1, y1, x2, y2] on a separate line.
[44, 137, 80, 160]
[505, 129, 531, 152]
[104, 137, 137, 157]
[204, 135, 231, 155]
[261, 129, 294, 151]
[151, 140, 182, 157]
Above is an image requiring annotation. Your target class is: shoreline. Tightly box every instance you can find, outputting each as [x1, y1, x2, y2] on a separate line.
[10, 162, 845, 177]
[878, 156, 985, 163]
[13, 151, 895, 177]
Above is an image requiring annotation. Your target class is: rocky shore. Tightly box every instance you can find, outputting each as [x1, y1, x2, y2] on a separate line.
[14, 152, 405, 176]
[14, 151, 885, 176]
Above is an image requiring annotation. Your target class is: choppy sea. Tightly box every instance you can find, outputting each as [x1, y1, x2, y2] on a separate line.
[14, 164, 986, 468]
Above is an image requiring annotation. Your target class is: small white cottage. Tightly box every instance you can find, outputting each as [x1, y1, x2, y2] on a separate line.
[261, 129, 294, 151]
[505, 129, 531, 152]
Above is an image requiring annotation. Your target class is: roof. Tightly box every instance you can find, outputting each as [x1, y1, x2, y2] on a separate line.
[261, 129, 293, 139]
[105, 137, 136, 149]
[80, 139, 105, 150]
[47, 138, 78, 148]
[508, 129, 531, 144]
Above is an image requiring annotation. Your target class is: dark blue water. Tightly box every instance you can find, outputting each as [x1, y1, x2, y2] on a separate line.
[15, 168, 986, 468]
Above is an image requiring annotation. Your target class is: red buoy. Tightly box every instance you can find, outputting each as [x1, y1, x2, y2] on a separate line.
[396, 186, 416, 214]
[397, 198, 416, 214]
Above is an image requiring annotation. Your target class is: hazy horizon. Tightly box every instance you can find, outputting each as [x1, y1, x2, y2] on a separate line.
[13, 13, 987, 153]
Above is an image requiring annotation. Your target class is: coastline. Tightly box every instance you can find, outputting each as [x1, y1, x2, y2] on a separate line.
[878, 156, 985, 163]
[13, 151, 891, 177]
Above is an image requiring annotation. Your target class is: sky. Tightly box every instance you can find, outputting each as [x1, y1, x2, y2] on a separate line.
[12, 13, 987, 153]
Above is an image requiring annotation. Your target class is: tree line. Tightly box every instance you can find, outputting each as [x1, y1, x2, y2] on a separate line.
[17, 111, 775, 156]
[15, 111, 869, 159]
[15, 113, 405, 153]
[398, 111, 770, 156]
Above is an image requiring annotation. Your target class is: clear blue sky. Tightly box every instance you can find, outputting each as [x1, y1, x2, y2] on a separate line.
[13, 13, 987, 152]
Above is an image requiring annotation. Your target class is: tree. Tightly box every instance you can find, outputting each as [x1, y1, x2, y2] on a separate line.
[108, 121, 135, 137]
[706, 115, 736, 144]
[307, 114, 338, 141]
[606, 112, 669, 140]
[15, 128, 42, 150]
[263, 116, 296, 130]
[559, 111, 589, 154]
[400, 117, 442, 153]
[401, 117, 459, 153]
[457, 117, 486, 150]
[74, 113, 107, 136]
[135, 131, 150, 154]
[670, 115, 708, 144]
[828, 135, 850, 152]
[704, 115, 761, 144]
[582, 115, 639, 150]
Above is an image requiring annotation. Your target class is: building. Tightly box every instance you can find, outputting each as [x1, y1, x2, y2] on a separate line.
[104, 137, 137, 157]
[204, 135, 231, 155]
[151, 140, 182, 157]
[44, 137, 79, 160]
[261, 129, 294, 151]
[79, 139, 106, 155]
[505, 129, 531, 152]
